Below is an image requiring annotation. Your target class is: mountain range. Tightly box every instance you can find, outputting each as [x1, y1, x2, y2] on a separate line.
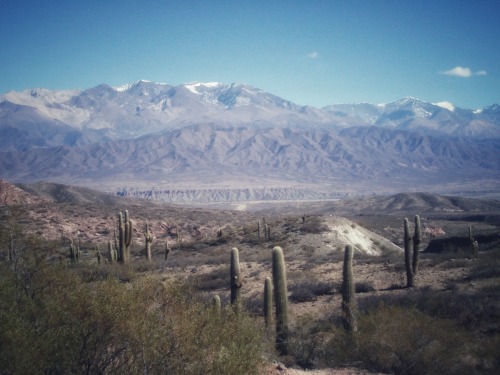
[0, 81, 499, 201]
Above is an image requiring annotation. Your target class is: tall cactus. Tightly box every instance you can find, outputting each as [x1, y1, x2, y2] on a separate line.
[107, 240, 117, 263]
[96, 245, 101, 265]
[469, 225, 479, 256]
[412, 215, 421, 274]
[212, 295, 221, 314]
[69, 239, 77, 262]
[118, 210, 133, 263]
[165, 241, 171, 262]
[342, 244, 357, 332]
[404, 218, 415, 288]
[144, 222, 154, 261]
[272, 246, 289, 355]
[264, 276, 273, 328]
[8, 234, 14, 263]
[230, 247, 242, 309]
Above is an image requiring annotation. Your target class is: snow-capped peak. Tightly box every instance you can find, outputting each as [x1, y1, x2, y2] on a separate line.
[434, 101, 455, 112]
[183, 82, 222, 94]
[113, 80, 168, 92]
[113, 83, 135, 92]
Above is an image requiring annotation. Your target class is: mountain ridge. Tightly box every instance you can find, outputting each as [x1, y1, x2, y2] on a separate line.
[1, 81, 499, 198]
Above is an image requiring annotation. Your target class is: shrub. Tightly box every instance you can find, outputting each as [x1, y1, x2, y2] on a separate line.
[355, 281, 376, 293]
[321, 305, 479, 375]
[0, 246, 266, 374]
[289, 279, 334, 303]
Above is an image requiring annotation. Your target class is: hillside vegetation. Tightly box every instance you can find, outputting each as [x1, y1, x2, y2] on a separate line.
[0, 181, 499, 374]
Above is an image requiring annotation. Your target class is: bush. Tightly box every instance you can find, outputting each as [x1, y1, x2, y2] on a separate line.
[0, 244, 266, 374]
[355, 281, 376, 293]
[289, 279, 334, 303]
[321, 305, 484, 375]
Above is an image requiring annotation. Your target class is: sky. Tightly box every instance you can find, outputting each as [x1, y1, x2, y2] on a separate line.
[1, 0, 499, 109]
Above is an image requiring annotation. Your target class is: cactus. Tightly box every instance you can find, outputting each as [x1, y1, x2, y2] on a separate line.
[267, 224, 271, 240]
[257, 220, 261, 240]
[69, 239, 76, 262]
[96, 245, 101, 265]
[144, 222, 154, 261]
[404, 218, 415, 288]
[165, 241, 171, 261]
[212, 295, 221, 313]
[107, 240, 117, 263]
[264, 276, 273, 328]
[342, 244, 357, 332]
[118, 210, 133, 263]
[469, 225, 479, 256]
[230, 247, 242, 309]
[8, 234, 14, 263]
[272, 246, 289, 355]
[412, 215, 421, 274]
[176, 225, 181, 248]
[472, 240, 479, 256]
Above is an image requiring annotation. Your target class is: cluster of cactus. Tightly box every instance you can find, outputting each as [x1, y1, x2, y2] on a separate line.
[144, 222, 154, 261]
[272, 246, 289, 355]
[107, 240, 117, 263]
[404, 215, 421, 288]
[469, 225, 479, 256]
[117, 210, 133, 263]
[230, 247, 242, 310]
[341, 244, 357, 332]
[257, 219, 272, 241]
[69, 239, 80, 262]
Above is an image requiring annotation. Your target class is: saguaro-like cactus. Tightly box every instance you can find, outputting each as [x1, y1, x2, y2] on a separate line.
[165, 241, 171, 261]
[272, 246, 289, 355]
[96, 245, 101, 265]
[404, 218, 415, 288]
[264, 276, 273, 328]
[412, 215, 421, 274]
[8, 234, 14, 263]
[144, 222, 154, 261]
[230, 247, 242, 309]
[118, 210, 133, 263]
[107, 240, 117, 263]
[69, 239, 77, 262]
[212, 295, 221, 313]
[469, 225, 479, 256]
[342, 244, 357, 332]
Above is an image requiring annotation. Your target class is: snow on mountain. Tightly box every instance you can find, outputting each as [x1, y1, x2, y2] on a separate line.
[1, 81, 499, 195]
[1, 81, 499, 153]
[434, 101, 455, 112]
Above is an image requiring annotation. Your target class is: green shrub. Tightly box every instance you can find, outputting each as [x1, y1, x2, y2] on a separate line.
[0, 246, 266, 374]
[321, 305, 479, 375]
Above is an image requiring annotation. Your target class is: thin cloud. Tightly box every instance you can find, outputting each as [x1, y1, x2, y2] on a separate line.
[307, 51, 319, 59]
[441, 66, 487, 77]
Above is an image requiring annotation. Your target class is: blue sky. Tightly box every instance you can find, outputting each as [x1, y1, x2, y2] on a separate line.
[1, 0, 499, 109]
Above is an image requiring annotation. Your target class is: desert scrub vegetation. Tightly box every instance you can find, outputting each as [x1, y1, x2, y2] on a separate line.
[0, 236, 267, 374]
